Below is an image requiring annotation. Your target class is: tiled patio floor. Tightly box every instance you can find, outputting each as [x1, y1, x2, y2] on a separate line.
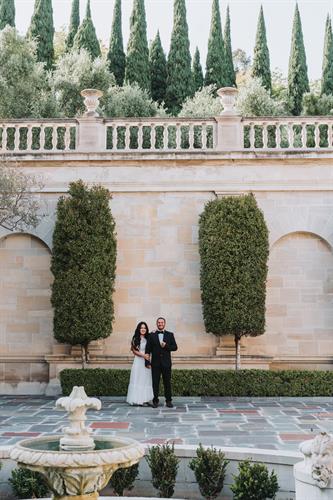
[1, 395, 333, 451]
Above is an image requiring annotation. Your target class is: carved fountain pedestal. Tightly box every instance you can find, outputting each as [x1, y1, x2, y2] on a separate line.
[294, 432, 333, 499]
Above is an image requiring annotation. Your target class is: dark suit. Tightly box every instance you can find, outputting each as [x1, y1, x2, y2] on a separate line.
[145, 330, 178, 404]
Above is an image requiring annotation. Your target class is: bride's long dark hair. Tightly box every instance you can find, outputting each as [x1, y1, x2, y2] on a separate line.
[131, 321, 149, 350]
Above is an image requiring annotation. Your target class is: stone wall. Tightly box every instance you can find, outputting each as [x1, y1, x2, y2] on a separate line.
[1, 154, 333, 390]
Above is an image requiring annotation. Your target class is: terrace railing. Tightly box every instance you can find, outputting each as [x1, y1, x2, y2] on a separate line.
[1, 88, 333, 155]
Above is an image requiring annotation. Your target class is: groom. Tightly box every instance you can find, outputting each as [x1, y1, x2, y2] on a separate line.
[145, 317, 178, 408]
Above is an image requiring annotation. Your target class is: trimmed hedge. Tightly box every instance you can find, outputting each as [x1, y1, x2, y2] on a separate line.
[60, 368, 333, 397]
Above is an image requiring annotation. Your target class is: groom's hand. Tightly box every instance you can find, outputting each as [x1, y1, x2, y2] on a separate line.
[160, 341, 166, 348]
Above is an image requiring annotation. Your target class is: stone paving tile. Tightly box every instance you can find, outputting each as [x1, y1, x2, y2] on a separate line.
[0, 396, 332, 452]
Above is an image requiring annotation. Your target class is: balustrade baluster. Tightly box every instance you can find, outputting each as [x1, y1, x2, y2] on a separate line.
[263, 123, 268, 149]
[124, 124, 130, 151]
[328, 122, 333, 148]
[151, 124, 156, 150]
[51, 125, 57, 150]
[64, 125, 71, 151]
[14, 125, 20, 152]
[189, 124, 194, 150]
[202, 123, 208, 149]
[175, 123, 181, 150]
[137, 124, 143, 150]
[301, 123, 307, 148]
[314, 122, 320, 148]
[112, 125, 117, 150]
[2, 126, 7, 152]
[40, 124, 45, 151]
[27, 125, 33, 151]
[249, 123, 255, 149]
[275, 123, 281, 148]
[287, 123, 293, 148]
[163, 124, 168, 150]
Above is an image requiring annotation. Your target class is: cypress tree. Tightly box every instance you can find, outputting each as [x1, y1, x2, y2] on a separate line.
[321, 14, 333, 95]
[205, 0, 225, 88]
[107, 0, 125, 86]
[0, 0, 15, 30]
[73, 0, 101, 59]
[65, 0, 80, 52]
[149, 30, 167, 104]
[165, 0, 193, 115]
[252, 5, 271, 91]
[125, 0, 150, 91]
[51, 180, 117, 366]
[27, 0, 54, 70]
[288, 3, 309, 115]
[199, 194, 269, 370]
[223, 5, 236, 87]
[192, 47, 203, 92]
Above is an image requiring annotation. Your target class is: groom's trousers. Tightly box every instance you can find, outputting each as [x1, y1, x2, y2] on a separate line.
[152, 365, 172, 403]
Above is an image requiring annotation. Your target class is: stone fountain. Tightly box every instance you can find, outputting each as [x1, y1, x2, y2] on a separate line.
[10, 386, 144, 499]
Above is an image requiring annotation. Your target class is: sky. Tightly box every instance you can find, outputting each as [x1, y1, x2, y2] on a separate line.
[15, 0, 333, 81]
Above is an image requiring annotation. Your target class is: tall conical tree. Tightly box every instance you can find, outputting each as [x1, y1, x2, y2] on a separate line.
[192, 47, 203, 92]
[0, 0, 15, 30]
[73, 0, 101, 59]
[165, 0, 193, 114]
[288, 3, 309, 115]
[150, 31, 167, 104]
[107, 0, 125, 86]
[205, 0, 225, 88]
[125, 0, 150, 91]
[27, 0, 54, 70]
[223, 5, 236, 87]
[65, 0, 80, 52]
[321, 14, 333, 95]
[252, 5, 271, 91]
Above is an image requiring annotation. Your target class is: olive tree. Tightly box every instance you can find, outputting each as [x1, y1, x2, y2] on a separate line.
[199, 194, 269, 369]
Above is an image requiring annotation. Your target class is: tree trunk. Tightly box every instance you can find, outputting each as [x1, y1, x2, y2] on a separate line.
[235, 336, 241, 371]
[81, 344, 90, 369]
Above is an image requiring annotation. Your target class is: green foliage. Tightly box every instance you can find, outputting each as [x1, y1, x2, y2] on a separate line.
[198, 195, 269, 345]
[165, 0, 193, 115]
[192, 47, 204, 92]
[205, 0, 225, 88]
[150, 31, 167, 104]
[27, 0, 54, 70]
[9, 467, 49, 499]
[231, 460, 279, 500]
[146, 444, 179, 498]
[179, 85, 222, 117]
[73, 0, 101, 59]
[252, 5, 271, 91]
[288, 3, 309, 115]
[237, 78, 285, 116]
[109, 464, 139, 496]
[65, 0, 80, 52]
[223, 5, 236, 87]
[302, 92, 333, 115]
[107, 0, 125, 86]
[189, 445, 229, 500]
[52, 49, 113, 117]
[321, 15, 333, 96]
[60, 368, 333, 397]
[104, 83, 158, 117]
[0, 27, 56, 118]
[0, 0, 15, 29]
[125, 0, 150, 91]
[51, 181, 117, 355]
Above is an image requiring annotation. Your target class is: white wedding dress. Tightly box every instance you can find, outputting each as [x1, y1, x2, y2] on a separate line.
[126, 337, 154, 405]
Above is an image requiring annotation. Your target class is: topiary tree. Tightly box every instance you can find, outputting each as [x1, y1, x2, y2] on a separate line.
[321, 14, 333, 96]
[107, 0, 125, 86]
[109, 464, 139, 496]
[205, 0, 225, 89]
[65, 0, 80, 52]
[146, 444, 179, 498]
[231, 460, 279, 500]
[192, 47, 204, 92]
[27, 0, 54, 70]
[198, 194, 269, 370]
[252, 5, 271, 91]
[0, 0, 15, 30]
[223, 5, 236, 87]
[73, 0, 101, 59]
[150, 30, 167, 104]
[189, 444, 229, 500]
[125, 0, 150, 91]
[165, 0, 193, 115]
[51, 180, 117, 366]
[288, 3, 309, 115]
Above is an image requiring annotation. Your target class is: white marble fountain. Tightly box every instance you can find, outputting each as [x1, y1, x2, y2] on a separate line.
[9, 386, 144, 499]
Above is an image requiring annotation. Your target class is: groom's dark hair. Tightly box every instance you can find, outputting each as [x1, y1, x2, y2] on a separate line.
[157, 316, 166, 323]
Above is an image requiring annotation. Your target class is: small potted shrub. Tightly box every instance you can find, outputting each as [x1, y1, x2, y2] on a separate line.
[146, 443, 179, 498]
[9, 467, 49, 499]
[231, 460, 279, 500]
[109, 463, 139, 496]
[189, 444, 229, 499]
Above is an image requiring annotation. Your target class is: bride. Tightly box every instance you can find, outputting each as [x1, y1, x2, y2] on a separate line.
[126, 321, 154, 406]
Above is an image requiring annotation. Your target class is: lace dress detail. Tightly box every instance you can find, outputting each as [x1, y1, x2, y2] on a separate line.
[126, 337, 154, 405]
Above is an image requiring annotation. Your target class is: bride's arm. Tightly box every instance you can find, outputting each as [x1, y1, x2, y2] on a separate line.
[131, 345, 143, 357]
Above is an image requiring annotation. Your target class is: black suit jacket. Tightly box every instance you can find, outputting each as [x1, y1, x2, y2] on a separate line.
[145, 330, 178, 368]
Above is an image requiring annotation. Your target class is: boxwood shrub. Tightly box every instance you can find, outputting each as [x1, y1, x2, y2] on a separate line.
[60, 368, 333, 397]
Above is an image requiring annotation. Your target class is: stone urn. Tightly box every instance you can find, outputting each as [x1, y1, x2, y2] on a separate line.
[80, 89, 104, 117]
[217, 87, 239, 115]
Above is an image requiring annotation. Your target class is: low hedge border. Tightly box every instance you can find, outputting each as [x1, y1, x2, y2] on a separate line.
[60, 368, 333, 397]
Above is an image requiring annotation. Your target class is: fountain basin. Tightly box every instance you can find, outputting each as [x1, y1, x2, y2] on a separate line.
[10, 435, 144, 499]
